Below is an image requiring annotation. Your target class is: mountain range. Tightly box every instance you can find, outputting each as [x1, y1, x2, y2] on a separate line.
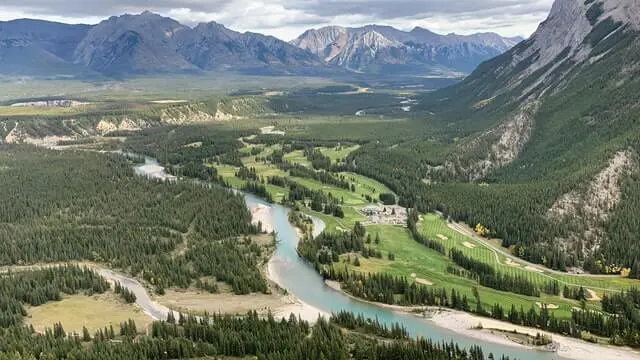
[0, 12, 521, 77]
[291, 25, 522, 74]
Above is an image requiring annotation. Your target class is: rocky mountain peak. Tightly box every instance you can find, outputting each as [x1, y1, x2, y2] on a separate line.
[475, 0, 640, 95]
[291, 26, 349, 61]
[355, 30, 401, 49]
[292, 24, 520, 74]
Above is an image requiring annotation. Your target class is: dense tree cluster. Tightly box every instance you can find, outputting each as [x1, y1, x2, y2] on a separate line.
[298, 224, 365, 265]
[379, 193, 396, 205]
[449, 249, 558, 297]
[282, 162, 351, 190]
[330, 311, 409, 339]
[288, 211, 314, 235]
[0, 147, 265, 295]
[322, 268, 468, 309]
[124, 124, 249, 165]
[237, 166, 260, 181]
[166, 161, 223, 183]
[113, 281, 136, 303]
[273, 179, 345, 218]
[563, 285, 587, 301]
[0, 310, 514, 360]
[242, 181, 274, 202]
[304, 147, 332, 170]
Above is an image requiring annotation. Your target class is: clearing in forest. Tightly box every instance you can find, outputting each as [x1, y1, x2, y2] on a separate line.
[26, 292, 152, 334]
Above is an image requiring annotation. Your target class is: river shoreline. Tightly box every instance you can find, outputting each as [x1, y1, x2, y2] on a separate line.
[247, 201, 329, 323]
[251, 204, 275, 233]
[266, 260, 328, 322]
[122, 155, 640, 360]
[323, 279, 640, 360]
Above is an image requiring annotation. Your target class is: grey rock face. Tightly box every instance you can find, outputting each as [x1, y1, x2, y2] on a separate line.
[292, 25, 523, 74]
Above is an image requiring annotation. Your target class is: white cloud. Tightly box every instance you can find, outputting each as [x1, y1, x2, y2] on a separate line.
[0, 0, 554, 39]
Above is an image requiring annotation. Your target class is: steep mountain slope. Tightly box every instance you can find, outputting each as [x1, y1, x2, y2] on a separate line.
[412, 0, 640, 272]
[176, 22, 326, 73]
[0, 12, 328, 76]
[292, 25, 522, 74]
[73, 12, 196, 74]
[0, 19, 90, 75]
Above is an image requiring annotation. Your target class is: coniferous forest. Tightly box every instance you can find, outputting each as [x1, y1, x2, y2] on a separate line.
[0, 145, 518, 359]
[0, 146, 263, 294]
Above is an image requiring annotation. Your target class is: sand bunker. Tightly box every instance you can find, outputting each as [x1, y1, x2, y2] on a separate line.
[260, 126, 285, 136]
[436, 234, 449, 241]
[524, 265, 544, 273]
[415, 278, 434, 286]
[586, 289, 601, 301]
[505, 258, 521, 267]
[536, 302, 559, 310]
[462, 242, 476, 249]
[150, 100, 187, 104]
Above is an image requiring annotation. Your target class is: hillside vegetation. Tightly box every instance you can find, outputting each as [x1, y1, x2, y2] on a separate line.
[342, 1, 640, 274]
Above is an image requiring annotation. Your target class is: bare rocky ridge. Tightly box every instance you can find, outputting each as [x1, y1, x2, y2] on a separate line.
[483, 0, 640, 96]
[446, 101, 540, 181]
[4, 99, 266, 141]
[291, 25, 522, 74]
[73, 12, 196, 74]
[291, 26, 349, 62]
[548, 149, 637, 256]
[429, 0, 640, 183]
[0, 12, 326, 76]
[467, 102, 539, 180]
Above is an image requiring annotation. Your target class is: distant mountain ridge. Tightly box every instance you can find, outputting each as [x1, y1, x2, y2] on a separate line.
[0, 12, 326, 76]
[291, 25, 523, 74]
[0, 12, 521, 77]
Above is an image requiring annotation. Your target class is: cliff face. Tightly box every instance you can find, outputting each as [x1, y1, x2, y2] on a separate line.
[291, 25, 523, 75]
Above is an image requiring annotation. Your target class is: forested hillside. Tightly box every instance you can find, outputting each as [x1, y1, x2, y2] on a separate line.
[0, 146, 266, 294]
[341, 0, 640, 273]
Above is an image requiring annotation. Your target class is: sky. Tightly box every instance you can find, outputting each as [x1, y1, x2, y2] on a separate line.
[0, 0, 555, 40]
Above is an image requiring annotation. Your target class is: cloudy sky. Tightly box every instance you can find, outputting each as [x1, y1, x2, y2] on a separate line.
[0, 0, 554, 40]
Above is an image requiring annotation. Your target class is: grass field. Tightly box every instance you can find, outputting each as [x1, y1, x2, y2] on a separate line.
[0, 74, 338, 103]
[25, 292, 152, 334]
[418, 214, 639, 294]
[213, 143, 390, 227]
[320, 145, 360, 163]
[283, 150, 311, 167]
[339, 224, 600, 319]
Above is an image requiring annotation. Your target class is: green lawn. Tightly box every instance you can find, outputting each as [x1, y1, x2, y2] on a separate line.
[212, 145, 392, 227]
[339, 224, 600, 319]
[283, 150, 311, 167]
[320, 145, 360, 164]
[418, 213, 639, 295]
